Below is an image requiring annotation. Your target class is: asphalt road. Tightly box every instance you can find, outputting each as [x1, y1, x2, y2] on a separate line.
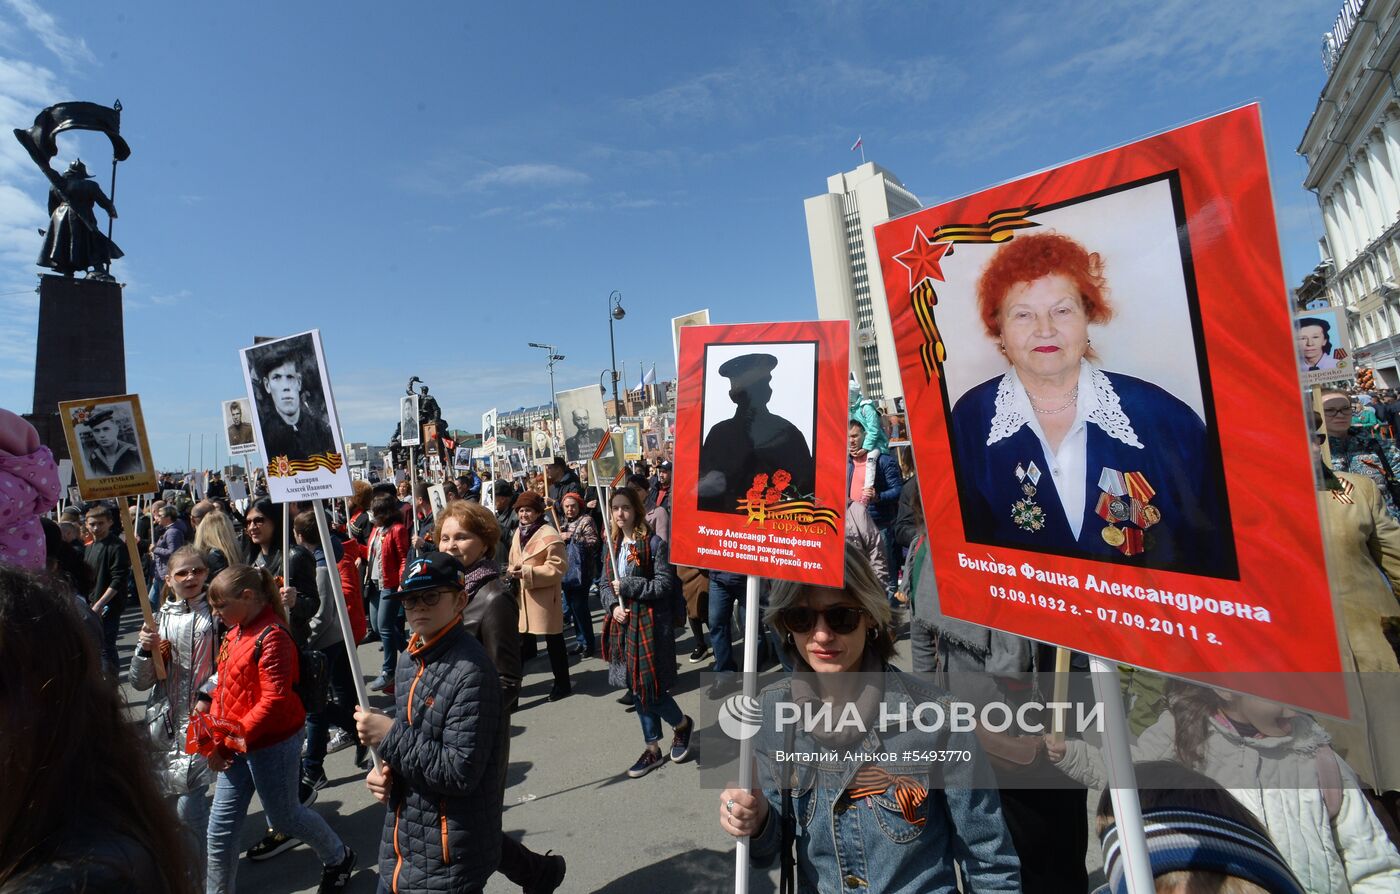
[116, 601, 1104, 893]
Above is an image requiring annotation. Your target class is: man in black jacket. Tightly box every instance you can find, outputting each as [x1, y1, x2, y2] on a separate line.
[83, 503, 130, 675]
[544, 458, 583, 520]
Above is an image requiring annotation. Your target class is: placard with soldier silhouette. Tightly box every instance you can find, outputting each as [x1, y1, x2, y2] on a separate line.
[671, 321, 848, 586]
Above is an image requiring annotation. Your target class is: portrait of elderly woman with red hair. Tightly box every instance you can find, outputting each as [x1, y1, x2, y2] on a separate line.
[949, 231, 1233, 577]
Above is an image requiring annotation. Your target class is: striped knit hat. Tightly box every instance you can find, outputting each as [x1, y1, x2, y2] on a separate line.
[1100, 808, 1305, 894]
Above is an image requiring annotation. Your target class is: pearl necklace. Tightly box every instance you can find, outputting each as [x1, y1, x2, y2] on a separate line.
[1028, 385, 1079, 415]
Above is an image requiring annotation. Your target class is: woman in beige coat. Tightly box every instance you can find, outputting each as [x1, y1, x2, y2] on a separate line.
[1315, 421, 1400, 833]
[507, 490, 571, 701]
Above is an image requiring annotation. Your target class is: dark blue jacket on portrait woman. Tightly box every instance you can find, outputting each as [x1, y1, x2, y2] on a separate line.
[950, 369, 1235, 579]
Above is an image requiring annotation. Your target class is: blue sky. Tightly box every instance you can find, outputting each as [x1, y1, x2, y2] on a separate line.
[0, 0, 1341, 470]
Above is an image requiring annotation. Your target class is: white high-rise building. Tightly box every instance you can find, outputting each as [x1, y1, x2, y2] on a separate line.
[1299, 0, 1400, 384]
[804, 162, 921, 403]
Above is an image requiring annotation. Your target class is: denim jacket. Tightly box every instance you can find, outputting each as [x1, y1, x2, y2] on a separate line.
[748, 667, 1021, 893]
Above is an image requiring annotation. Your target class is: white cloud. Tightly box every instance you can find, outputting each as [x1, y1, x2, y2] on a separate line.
[0, 0, 95, 68]
[622, 53, 952, 127]
[465, 162, 590, 190]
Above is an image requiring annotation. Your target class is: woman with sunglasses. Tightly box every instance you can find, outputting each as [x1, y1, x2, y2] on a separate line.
[718, 542, 1021, 893]
[599, 486, 693, 779]
[1323, 388, 1400, 520]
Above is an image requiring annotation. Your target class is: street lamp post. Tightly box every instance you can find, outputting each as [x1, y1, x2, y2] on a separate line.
[527, 342, 565, 419]
[608, 290, 625, 423]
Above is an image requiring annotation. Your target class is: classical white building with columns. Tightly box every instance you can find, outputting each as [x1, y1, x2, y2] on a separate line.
[1300, 0, 1400, 384]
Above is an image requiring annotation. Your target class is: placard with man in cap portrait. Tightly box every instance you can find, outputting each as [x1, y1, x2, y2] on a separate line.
[58, 393, 159, 500]
[670, 321, 849, 587]
[697, 349, 816, 514]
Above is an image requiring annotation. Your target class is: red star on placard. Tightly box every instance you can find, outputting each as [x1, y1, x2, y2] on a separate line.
[893, 226, 951, 290]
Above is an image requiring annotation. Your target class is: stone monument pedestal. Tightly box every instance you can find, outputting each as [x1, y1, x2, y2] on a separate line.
[28, 274, 126, 460]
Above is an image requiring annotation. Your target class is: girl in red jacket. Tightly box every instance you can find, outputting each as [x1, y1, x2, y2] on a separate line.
[199, 564, 355, 894]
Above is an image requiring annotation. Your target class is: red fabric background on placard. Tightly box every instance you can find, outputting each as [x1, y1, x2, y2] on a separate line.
[671, 321, 850, 588]
[873, 106, 1343, 712]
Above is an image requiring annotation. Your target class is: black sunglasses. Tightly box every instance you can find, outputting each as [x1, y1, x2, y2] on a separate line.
[780, 605, 868, 635]
[399, 589, 449, 610]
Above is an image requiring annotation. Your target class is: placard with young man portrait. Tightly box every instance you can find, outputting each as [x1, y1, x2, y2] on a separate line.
[238, 329, 353, 502]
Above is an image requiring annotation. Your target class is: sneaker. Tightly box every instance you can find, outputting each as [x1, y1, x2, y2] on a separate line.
[247, 831, 299, 861]
[317, 846, 355, 892]
[688, 643, 709, 663]
[524, 850, 567, 894]
[326, 729, 355, 754]
[670, 715, 695, 763]
[626, 748, 665, 778]
[299, 771, 327, 806]
[707, 676, 740, 700]
[369, 674, 393, 692]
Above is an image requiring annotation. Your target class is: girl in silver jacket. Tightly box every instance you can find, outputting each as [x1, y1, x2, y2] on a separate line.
[129, 544, 218, 873]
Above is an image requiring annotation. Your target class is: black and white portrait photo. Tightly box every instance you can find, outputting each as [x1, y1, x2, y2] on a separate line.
[400, 394, 421, 446]
[238, 329, 353, 503]
[241, 332, 336, 462]
[73, 402, 147, 479]
[697, 343, 817, 514]
[481, 408, 498, 452]
[58, 394, 159, 500]
[223, 398, 257, 455]
[428, 483, 448, 519]
[530, 417, 554, 464]
[557, 384, 608, 463]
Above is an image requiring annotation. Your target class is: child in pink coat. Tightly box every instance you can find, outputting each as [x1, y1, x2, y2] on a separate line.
[0, 409, 61, 570]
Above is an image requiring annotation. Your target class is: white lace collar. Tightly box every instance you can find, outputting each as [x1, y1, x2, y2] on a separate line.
[985, 361, 1143, 449]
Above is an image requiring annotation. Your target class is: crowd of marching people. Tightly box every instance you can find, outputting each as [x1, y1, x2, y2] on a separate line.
[3, 374, 1400, 894]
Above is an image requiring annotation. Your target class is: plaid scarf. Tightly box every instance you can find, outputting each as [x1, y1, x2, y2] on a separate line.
[600, 535, 664, 705]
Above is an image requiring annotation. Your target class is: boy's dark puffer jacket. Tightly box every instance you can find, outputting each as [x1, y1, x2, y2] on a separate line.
[377, 620, 503, 894]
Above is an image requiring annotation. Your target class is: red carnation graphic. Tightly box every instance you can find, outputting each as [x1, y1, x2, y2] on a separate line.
[772, 469, 792, 491]
[764, 488, 781, 505]
[752, 473, 769, 490]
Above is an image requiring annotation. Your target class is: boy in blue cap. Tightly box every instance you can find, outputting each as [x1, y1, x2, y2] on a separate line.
[355, 551, 504, 894]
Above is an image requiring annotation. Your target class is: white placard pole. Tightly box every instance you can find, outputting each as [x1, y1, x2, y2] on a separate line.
[1089, 656, 1153, 894]
[733, 573, 762, 893]
[281, 503, 290, 585]
[311, 499, 385, 773]
[409, 446, 419, 543]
